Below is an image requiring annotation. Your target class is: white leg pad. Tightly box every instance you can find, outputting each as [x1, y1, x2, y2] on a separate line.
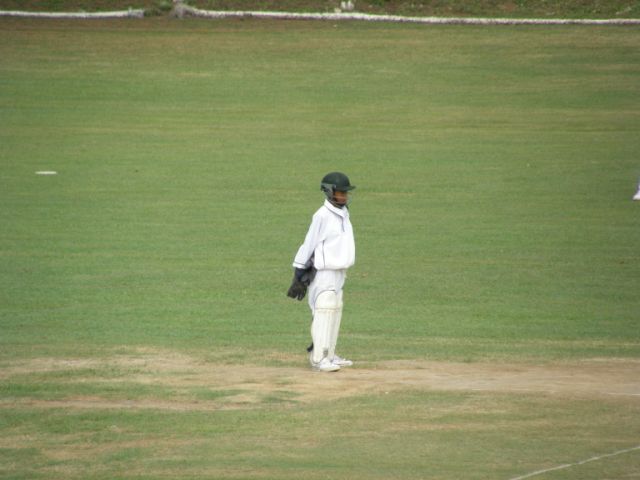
[310, 290, 340, 365]
[328, 292, 343, 361]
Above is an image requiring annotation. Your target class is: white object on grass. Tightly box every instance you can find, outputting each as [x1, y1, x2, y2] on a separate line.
[340, 1, 355, 12]
[35, 171, 57, 175]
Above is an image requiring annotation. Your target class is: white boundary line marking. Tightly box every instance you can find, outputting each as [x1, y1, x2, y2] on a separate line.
[1, 7, 638, 25]
[0, 9, 144, 18]
[176, 7, 640, 26]
[509, 445, 640, 480]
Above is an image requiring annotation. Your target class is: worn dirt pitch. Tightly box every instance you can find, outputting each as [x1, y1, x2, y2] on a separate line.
[2, 349, 639, 412]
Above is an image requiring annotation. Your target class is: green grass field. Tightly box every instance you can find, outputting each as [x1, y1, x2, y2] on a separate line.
[1, 17, 639, 480]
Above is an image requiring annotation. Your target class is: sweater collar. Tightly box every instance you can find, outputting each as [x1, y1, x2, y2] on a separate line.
[323, 199, 348, 218]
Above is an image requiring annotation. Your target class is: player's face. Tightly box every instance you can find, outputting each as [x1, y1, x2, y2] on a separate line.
[333, 190, 348, 206]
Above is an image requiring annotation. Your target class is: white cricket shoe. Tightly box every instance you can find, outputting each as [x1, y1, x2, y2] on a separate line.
[311, 357, 340, 372]
[633, 189, 640, 200]
[332, 355, 353, 367]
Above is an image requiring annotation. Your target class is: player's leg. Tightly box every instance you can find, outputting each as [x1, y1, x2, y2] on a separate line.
[309, 290, 340, 372]
[328, 290, 353, 367]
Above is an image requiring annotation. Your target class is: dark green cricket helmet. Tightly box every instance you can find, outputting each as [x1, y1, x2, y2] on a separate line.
[321, 172, 355, 194]
[321, 172, 355, 207]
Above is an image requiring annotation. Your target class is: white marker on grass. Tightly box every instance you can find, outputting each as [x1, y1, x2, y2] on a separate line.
[35, 171, 57, 175]
[509, 445, 640, 480]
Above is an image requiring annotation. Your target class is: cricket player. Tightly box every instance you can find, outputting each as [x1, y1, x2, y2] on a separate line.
[287, 172, 356, 372]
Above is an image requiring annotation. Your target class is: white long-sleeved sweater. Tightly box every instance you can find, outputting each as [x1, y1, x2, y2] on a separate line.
[293, 200, 355, 271]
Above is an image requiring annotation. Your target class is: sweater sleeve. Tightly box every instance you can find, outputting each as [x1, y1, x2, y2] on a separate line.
[292, 212, 323, 269]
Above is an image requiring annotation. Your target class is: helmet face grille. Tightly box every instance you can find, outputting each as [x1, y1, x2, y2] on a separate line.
[321, 182, 334, 194]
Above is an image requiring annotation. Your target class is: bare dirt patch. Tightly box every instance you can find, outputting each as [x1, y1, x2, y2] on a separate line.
[2, 349, 639, 412]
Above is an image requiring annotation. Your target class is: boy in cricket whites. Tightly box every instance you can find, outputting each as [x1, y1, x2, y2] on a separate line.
[287, 172, 356, 372]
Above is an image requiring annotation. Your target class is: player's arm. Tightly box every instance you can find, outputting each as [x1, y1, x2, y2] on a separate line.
[288, 214, 323, 300]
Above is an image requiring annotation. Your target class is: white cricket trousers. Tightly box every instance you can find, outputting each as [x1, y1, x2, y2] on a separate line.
[308, 269, 346, 314]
